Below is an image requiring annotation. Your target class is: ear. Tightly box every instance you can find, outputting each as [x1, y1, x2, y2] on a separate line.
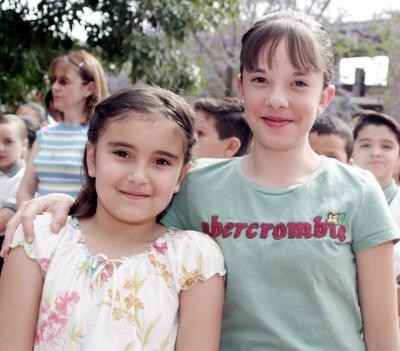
[84, 81, 95, 98]
[223, 137, 241, 158]
[86, 142, 96, 177]
[318, 85, 336, 112]
[174, 162, 192, 194]
[347, 157, 355, 166]
[236, 74, 244, 100]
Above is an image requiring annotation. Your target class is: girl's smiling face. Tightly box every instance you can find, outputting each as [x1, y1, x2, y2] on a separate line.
[237, 39, 335, 153]
[86, 113, 187, 226]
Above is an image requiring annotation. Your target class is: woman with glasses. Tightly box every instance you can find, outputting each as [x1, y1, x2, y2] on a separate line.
[17, 50, 109, 203]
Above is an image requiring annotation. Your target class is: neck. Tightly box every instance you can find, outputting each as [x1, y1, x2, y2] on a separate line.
[62, 105, 87, 125]
[79, 206, 165, 259]
[379, 176, 393, 190]
[243, 141, 321, 188]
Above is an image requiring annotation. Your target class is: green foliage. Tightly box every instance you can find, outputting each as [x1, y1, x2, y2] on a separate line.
[329, 19, 390, 60]
[0, 0, 240, 109]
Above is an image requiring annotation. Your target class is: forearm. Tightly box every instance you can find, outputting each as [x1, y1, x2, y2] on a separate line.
[17, 187, 35, 208]
[0, 208, 15, 233]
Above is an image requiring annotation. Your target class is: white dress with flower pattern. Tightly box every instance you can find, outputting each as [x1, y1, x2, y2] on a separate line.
[11, 213, 226, 351]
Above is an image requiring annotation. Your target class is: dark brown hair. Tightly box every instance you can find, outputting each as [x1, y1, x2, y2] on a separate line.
[240, 10, 334, 88]
[70, 85, 196, 219]
[194, 97, 252, 156]
[353, 110, 400, 146]
[310, 115, 354, 160]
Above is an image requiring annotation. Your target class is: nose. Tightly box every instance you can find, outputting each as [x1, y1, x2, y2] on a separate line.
[265, 86, 289, 109]
[0, 143, 5, 152]
[127, 162, 149, 184]
[371, 145, 382, 157]
[52, 79, 61, 92]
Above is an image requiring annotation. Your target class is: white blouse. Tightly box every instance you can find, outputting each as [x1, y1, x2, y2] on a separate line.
[11, 213, 225, 350]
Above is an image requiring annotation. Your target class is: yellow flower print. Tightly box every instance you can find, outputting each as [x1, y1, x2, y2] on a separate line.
[108, 289, 121, 301]
[126, 312, 135, 325]
[148, 253, 172, 283]
[178, 267, 205, 289]
[124, 294, 144, 310]
[112, 307, 124, 321]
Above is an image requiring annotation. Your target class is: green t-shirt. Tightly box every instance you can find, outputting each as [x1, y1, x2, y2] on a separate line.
[160, 156, 399, 351]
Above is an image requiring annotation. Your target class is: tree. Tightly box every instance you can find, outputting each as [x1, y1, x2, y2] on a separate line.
[0, 0, 240, 110]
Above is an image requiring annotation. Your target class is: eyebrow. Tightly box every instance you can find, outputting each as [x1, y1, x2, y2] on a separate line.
[250, 67, 309, 76]
[107, 141, 181, 159]
[356, 138, 396, 144]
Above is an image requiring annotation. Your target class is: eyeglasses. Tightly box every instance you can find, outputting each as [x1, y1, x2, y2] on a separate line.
[49, 76, 88, 86]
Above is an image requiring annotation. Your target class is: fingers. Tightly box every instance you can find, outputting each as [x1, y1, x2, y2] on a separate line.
[1, 202, 28, 257]
[49, 203, 70, 233]
[0, 194, 74, 258]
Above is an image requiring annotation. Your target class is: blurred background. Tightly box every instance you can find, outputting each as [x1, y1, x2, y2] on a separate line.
[1, 0, 399, 120]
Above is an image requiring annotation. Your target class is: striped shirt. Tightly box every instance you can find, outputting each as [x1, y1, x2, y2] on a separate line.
[32, 123, 88, 198]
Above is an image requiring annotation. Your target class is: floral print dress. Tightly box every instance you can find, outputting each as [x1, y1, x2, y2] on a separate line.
[11, 214, 225, 350]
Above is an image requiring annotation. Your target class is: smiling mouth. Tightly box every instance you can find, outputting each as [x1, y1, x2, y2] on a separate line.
[261, 116, 292, 128]
[120, 190, 150, 199]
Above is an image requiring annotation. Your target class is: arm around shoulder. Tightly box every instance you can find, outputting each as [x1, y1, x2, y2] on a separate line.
[0, 207, 15, 233]
[16, 141, 39, 207]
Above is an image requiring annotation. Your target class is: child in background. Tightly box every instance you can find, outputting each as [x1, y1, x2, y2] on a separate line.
[15, 102, 48, 128]
[0, 86, 225, 350]
[2, 10, 400, 350]
[352, 111, 400, 225]
[308, 114, 353, 164]
[18, 115, 40, 155]
[0, 115, 27, 271]
[17, 50, 109, 204]
[192, 97, 252, 159]
[351, 111, 400, 319]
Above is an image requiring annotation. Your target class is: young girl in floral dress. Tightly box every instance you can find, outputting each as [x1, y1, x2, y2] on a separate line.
[0, 86, 225, 350]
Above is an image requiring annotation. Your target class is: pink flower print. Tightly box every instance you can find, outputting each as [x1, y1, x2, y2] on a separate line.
[153, 242, 168, 255]
[35, 291, 80, 346]
[55, 291, 80, 315]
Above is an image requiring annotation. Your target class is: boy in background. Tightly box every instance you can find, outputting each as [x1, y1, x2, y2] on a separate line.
[0, 114, 27, 271]
[193, 97, 252, 159]
[351, 111, 400, 319]
[309, 114, 353, 164]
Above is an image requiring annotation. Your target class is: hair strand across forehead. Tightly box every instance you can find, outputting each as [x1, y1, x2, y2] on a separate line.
[240, 10, 334, 88]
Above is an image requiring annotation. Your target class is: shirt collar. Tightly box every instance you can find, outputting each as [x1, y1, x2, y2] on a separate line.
[0, 160, 25, 177]
[383, 179, 399, 204]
